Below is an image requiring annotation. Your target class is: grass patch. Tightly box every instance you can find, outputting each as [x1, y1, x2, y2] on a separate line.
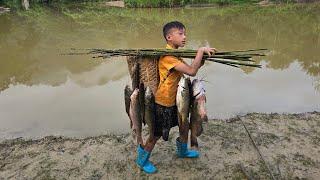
[293, 153, 317, 167]
[2, 0, 318, 9]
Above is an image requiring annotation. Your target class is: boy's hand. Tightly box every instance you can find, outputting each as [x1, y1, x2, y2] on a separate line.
[199, 47, 217, 57]
[175, 47, 217, 76]
[199, 47, 217, 66]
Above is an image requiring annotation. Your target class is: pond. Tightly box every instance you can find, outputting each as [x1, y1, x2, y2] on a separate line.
[0, 4, 319, 140]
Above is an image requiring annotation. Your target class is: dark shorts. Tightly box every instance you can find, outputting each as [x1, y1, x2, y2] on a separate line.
[154, 103, 178, 141]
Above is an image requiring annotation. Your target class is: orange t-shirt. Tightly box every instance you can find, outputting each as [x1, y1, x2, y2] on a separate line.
[155, 44, 185, 107]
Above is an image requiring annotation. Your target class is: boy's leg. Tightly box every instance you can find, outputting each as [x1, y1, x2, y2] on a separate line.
[136, 136, 159, 174]
[135, 102, 162, 174]
[144, 136, 160, 152]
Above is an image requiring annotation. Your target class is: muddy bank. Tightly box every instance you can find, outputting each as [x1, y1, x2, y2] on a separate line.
[1, 112, 320, 179]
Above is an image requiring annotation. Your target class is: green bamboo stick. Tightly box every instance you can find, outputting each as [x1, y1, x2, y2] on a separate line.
[206, 58, 262, 68]
[66, 48, 266, 68]
[83, 48, 267, 57]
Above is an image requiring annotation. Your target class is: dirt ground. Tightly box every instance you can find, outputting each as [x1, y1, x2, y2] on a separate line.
[1, 112, 319, 179]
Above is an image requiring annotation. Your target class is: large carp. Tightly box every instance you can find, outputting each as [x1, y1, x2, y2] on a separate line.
[129, 88, 143, 145]
[131, 62, 145, 125]
[176, 77, 191, 136]
[190, 79, 208, 148]
[144, 86, 155, 139]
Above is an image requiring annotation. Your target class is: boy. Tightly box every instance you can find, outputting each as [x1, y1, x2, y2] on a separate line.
[136, 21, 216, 174]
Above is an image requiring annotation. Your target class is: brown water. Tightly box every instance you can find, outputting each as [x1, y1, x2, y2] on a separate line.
[0, 5, 319, 140]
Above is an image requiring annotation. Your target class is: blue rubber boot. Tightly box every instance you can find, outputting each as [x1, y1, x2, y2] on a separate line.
[136, 145, 157, 174]
[176, 138, 199, 158]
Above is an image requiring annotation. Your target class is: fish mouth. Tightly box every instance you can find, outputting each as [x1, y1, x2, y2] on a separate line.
[196, 125, 203, 136]
[202, 115, 208, 122]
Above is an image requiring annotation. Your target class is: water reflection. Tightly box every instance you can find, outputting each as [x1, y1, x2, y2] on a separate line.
[0, 5, 319, 139]
[202, 61, 320, 119]
[1, 61, 319, 140]
[0, 76, 131, 141]
[0, 6, 319, 90]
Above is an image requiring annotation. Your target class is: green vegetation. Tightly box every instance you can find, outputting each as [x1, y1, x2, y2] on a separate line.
[0, 0, 106, 10]
[1, 0, 317, 9]
[124, 0, 260, 8]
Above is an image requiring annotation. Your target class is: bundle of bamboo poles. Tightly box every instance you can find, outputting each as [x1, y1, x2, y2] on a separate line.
[69, 48, 267, 68]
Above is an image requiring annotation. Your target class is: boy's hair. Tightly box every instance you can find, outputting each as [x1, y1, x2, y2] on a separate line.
[163, 21, 185, 41]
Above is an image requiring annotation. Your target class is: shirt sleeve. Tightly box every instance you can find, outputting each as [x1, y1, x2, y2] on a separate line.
[161, 56, 183, 71]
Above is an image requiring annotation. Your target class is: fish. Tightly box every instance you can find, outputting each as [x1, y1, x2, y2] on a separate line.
[131, 62, 140, 90]
[130, 61, 146, 125]
[124, 85, 133, 128]
[129, 88, 143, 145]
[190, 79, 208, 148]
[176, 77, 191, 134]
[144, 86, 155, 139]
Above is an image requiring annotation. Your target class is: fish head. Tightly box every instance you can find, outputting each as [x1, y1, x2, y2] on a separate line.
[191, 79, 205, 98]
[178, 77, 191, 94]
[196, 123, 204, 136]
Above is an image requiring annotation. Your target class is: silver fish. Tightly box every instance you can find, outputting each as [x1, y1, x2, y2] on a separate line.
[144, 86, 155, 139]
[176, 77, 191, 133]
[190, 79, 208, 148]
[129, 88, 143, 145]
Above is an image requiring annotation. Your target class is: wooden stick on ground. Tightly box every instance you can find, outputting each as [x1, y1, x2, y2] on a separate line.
[237, 116, 276, 180]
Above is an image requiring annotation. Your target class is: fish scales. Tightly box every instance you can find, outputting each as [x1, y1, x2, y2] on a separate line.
[190, 79, 208, 148]
[144, 86, 155, 139]
[176, 77, 191, 130]
[129, 88, 143, 145]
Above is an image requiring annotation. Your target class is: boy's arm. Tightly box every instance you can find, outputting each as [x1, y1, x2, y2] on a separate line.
[174, 47, 216, 77]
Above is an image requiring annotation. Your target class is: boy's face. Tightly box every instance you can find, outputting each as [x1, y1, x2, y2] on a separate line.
[166, 28, 186, 48]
